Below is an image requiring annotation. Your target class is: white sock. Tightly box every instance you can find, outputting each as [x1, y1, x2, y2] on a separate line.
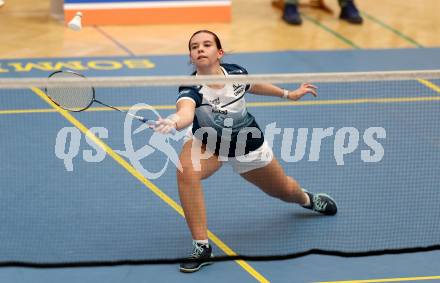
[193, 239, 209, 246]
[302, 191, 311, 207]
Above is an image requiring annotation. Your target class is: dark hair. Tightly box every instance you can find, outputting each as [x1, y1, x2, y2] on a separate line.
[188, 30, 223, 51]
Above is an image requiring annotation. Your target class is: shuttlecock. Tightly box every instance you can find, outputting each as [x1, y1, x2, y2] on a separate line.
[0, 0, 5, 7]
[68, 12, 83, 31]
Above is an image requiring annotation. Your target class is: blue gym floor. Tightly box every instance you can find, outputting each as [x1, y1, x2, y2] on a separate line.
[1, 49, 440, 283]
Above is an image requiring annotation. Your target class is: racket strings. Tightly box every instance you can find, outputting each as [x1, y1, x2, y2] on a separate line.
[46, 72, 94, 111]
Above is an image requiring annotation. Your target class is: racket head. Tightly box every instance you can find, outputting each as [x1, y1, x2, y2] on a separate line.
[45, 70, 95, 112]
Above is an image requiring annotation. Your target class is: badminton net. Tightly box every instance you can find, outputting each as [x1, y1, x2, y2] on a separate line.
[0, 70, 439, 267]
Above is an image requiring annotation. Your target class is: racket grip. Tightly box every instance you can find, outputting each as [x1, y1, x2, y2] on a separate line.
[139, 116, 176, 135]
[136, 115, 153, 125]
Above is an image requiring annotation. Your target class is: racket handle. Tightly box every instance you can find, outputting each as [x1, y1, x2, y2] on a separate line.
[137, 116, 153, 124]
[128, 113, 153, 125]
[134, 114, 176, 135]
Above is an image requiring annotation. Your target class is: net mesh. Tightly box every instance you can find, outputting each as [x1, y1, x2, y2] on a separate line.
[0, 70, 439, 267]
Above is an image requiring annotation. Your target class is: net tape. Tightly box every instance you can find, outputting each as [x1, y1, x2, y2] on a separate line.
[1, 70, 439, 89]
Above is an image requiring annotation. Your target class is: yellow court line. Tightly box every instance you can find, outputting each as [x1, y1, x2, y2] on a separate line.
[31, 87, 269, 283]
[317, 275, 440, 283]
[207, 231, 269, 283]
[418, 79, 440, 94]
[0, 108, 59, 115]
[2, 96, 440, 116]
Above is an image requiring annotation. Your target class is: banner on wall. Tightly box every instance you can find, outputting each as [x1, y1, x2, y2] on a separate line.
[63, 0, 231, 25]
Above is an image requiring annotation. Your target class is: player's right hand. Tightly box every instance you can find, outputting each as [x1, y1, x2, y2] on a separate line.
[154, 114, 180, 134]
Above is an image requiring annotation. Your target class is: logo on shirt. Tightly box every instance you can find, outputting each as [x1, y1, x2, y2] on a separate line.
[209, 97, 227, 114]
[233, 84, 245, 96]
[210, 97, 220, 105]
[179, 89, 191, 95]
[212, 107, 228, 115]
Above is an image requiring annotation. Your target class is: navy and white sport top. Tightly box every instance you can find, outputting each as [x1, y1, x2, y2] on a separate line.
[177, 63, 264, 157]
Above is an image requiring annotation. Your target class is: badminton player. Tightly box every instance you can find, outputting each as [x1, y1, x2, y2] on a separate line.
[154, 30, 338, 273]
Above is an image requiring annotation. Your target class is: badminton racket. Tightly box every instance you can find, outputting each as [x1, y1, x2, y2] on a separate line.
[45, 70, 158, 129]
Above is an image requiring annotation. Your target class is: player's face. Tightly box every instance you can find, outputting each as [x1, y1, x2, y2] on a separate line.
[189, 32, 224, 68]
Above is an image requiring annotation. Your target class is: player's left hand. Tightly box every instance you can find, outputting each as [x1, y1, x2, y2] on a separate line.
[287, 83, 318, 101]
